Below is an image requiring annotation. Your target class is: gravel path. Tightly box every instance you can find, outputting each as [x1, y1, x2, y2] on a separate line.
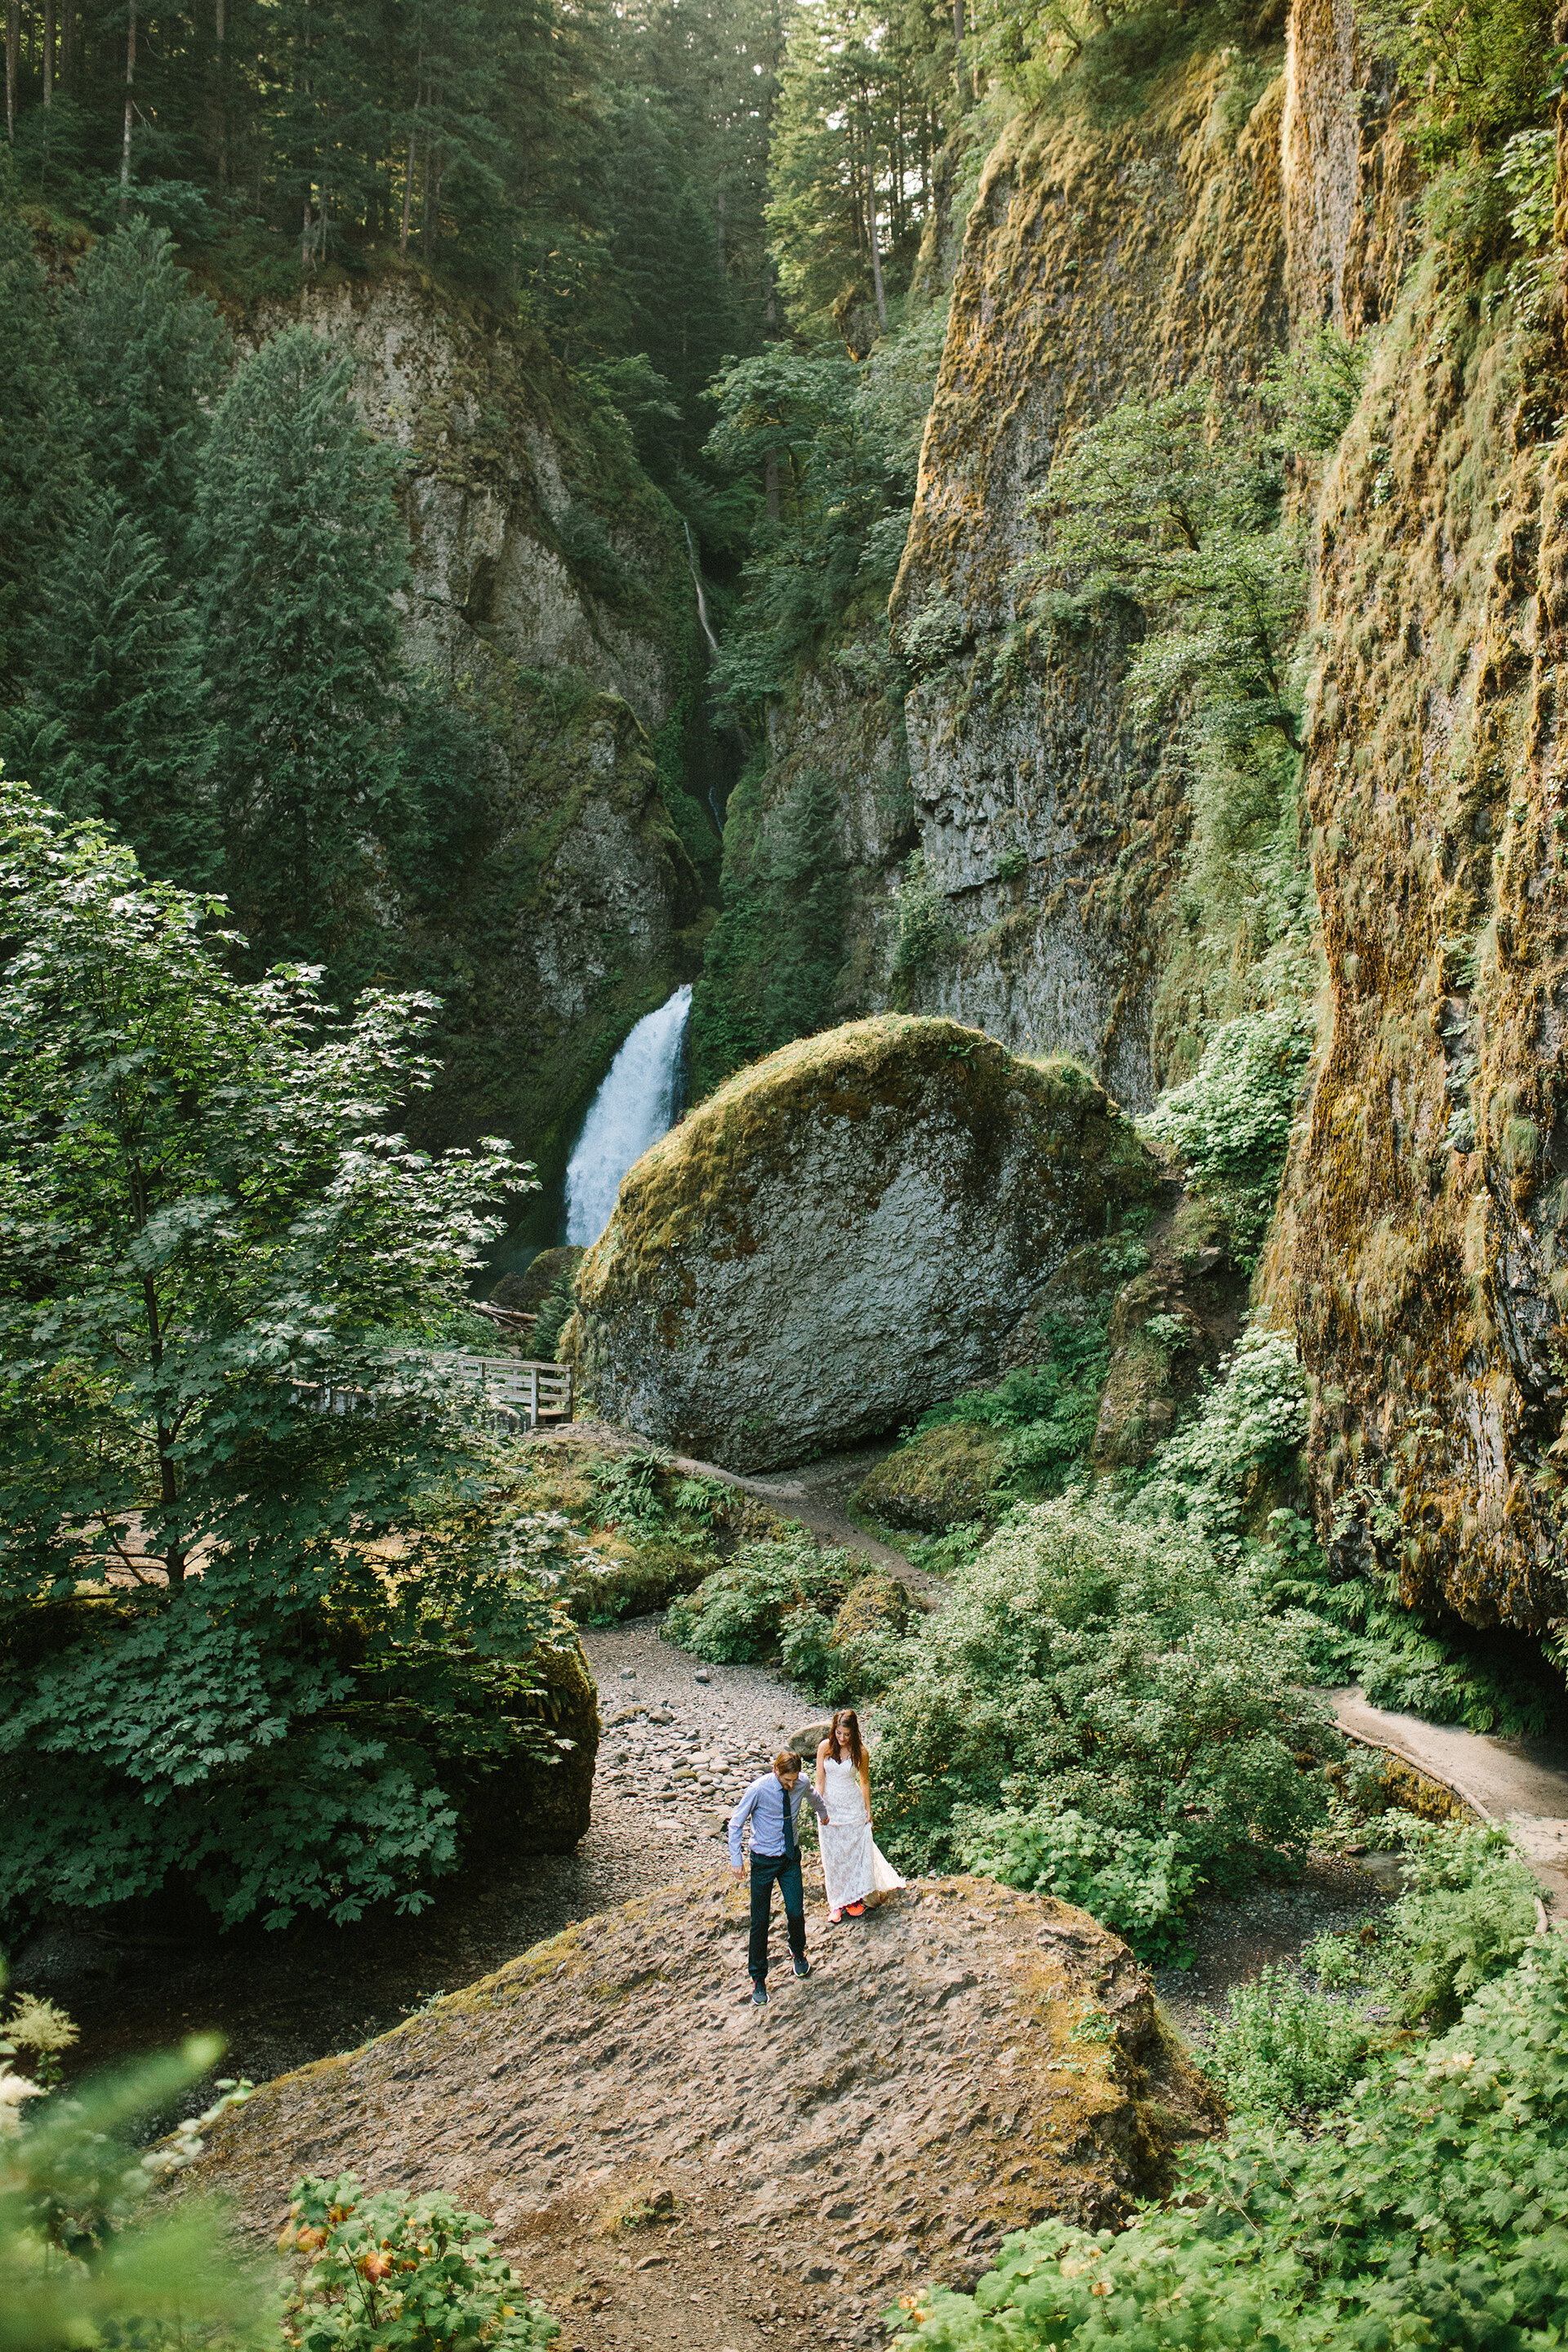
[1333, 1685, 1568, 1914]
[670, 1439, 933, 1585]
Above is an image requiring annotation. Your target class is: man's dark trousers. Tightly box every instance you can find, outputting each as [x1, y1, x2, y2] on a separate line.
[749, 1850, 806, 1982]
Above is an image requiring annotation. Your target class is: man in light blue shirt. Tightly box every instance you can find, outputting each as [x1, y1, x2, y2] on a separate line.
[728, 1750, 830, 2007]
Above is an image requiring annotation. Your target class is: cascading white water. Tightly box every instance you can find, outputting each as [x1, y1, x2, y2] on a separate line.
[564, 985, 693, 1245]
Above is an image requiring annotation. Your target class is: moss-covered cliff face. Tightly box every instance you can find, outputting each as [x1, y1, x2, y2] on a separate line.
[228, 267, 716, 1215]
[695, 37, 1294, 1111]
[252, 270, 693, 726]
[1266, 16, 1568, 1630]
[887, 40, 1290, 1109]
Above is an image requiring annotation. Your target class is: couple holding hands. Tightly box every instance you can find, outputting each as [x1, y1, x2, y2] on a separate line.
[727, 1708, 904, 2007]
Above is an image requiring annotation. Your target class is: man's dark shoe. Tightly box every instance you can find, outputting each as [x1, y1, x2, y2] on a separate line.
[793, 1953, 811, 1978]
[750, 1980, 768, 2007]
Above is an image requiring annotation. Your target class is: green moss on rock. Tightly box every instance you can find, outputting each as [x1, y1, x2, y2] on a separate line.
[855, 1422, 1009, 1530]
[570, 1015, 1160, 1469]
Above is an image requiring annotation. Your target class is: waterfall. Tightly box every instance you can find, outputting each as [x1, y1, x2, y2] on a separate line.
[683, 519, 722, 662]
[564, 985, 693, 1246]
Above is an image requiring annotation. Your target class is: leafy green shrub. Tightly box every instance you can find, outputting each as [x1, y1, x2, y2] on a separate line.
[1028, 385, 1305, 766]
[1263, 323, 1370, 454]
[960, 1806, 1200, 1962]
[0, 784, 558, 1932]
[279, 2173, 559, 2350]
[871, 1499, 1329, 1893]
[1141, 1008, 1315, 1262]
[889, 1931, 1568, 2352]
[910, 1313, 1111, 1501]
[1306, 1816, 1539, 2027]
[890, 849, 960, 980]
[1205, 1962, 1373, 2117]
[662, 1532, 865, 1664]
[1129, 1321, 1310, 1552]
[1267, 1510, 1566, 1736]
[1, 2027, 256, 2349]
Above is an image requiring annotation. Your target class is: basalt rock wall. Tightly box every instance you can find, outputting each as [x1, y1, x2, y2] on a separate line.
[229, 269, 713, 1212]
[887, 46, 1291, 1109]
[1263, 9, 1568, 1628]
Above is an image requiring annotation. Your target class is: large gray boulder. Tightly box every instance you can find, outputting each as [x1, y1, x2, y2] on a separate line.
[567, 1016, 1160, 1470]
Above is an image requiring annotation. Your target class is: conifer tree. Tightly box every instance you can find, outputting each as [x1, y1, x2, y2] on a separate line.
[2, 489, 216, 888]
[67, 213, 230, 557]
[194, 324, 412, 987]
[0, 181, 82, 657]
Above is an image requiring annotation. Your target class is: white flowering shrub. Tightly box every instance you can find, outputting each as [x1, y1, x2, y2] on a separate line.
[1143, 1006, 1315, 1261]
[1132, 1322, 1309, 1549]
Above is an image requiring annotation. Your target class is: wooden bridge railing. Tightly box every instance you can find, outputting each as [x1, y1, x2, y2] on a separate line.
[443, 1354, 573, 1425]
[300, 1353, 572, 1430]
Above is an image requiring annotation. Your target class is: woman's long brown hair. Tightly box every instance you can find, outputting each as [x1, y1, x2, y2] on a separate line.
[827, 1709, 865, 1770]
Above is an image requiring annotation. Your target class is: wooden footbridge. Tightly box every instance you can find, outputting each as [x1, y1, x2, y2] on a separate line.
[305, 1353, 572, 1429]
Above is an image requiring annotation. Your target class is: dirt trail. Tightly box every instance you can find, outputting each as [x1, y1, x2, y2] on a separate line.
[1333, 1686, 1568, 1914]
[669, 1440, 939, 1591]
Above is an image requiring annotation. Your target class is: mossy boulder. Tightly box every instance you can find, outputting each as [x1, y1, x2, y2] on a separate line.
[568, 1017, 1160, 1470]
[831, 1571, 915, 1644]
[459, 1629, 599, 1860]
[492, 1245, 586, 1316]
[855, 1421, 1008, 1531]
[1091, 1194, 1247, 1471]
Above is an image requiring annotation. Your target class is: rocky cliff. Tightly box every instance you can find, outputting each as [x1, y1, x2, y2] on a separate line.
[1265, 16, 1568, 1628]
[698, 32, 1295, 1111]
[227, 265, 718, 1224]
[690, 3, 1568, 1646]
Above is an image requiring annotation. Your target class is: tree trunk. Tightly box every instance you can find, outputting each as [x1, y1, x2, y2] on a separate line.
[214, 0, 225, 191]
[118, 0, 136, 211]
[866, 138, 888, 331]
[142, 1276, 187, 1588]
[42, 0, 52, 101]
[423, 140, 439, 257]
[399, 64, 419, 258]
[764, 450, 779, 523]
[6, 0, 19, 140]
[59, 0, 73, 87]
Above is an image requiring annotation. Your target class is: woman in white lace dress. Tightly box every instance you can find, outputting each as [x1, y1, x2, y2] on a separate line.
[815, 1708, 905, 1922]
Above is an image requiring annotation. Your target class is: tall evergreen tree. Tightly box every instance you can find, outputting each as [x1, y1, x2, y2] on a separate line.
[1, 488, 216, 887]
[67, 213, 231, 556]
[0, 179, 81, 660]
[194, 324, 412, 984]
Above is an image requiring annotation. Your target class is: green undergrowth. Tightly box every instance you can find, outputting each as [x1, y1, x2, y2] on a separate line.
[1265, 1509, 1567, 1739]
[662, 1528, 914, 1705]
[871, 1497, 1332, 1960]
[497, 1440, 739, 1624]
[1141, 1009, 1316, 1268]
[892, 1815, 1561, 2352]
[912, 1312, 1113, 1497]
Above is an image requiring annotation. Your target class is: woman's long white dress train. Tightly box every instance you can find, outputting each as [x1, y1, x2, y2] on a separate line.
[818, 1757, 906, 1909]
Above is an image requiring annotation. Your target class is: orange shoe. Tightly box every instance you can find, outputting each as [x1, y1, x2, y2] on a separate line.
[845, 1900, 866, 1918]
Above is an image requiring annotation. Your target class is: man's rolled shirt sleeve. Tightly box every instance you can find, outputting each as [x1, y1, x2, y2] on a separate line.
[728, 1777, 763, 1871]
